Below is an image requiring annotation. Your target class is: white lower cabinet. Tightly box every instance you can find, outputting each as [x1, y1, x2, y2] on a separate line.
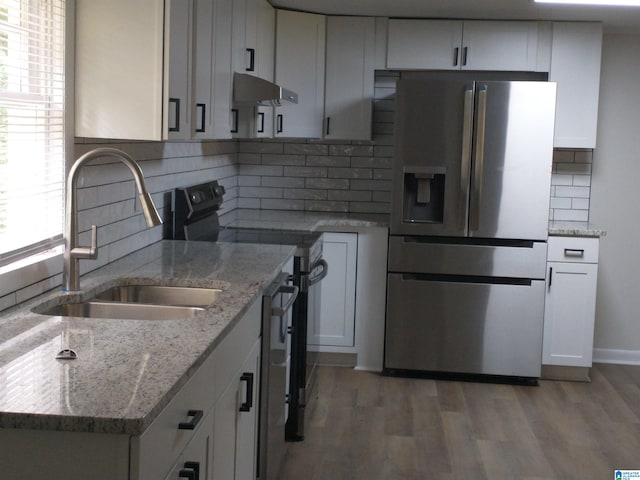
[543, 236, 599, 368]
[310, 227, 388, 372]
[310, 233, 357, 348]
[213, 338, 261, 480]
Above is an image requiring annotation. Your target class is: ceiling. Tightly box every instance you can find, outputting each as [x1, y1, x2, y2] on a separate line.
[269, 0, 640, 33]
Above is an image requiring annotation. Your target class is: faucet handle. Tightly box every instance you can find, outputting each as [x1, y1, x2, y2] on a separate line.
[71, 224, 98, 260]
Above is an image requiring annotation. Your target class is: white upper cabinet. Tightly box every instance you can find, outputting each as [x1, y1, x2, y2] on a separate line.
[275, 10, 326, 138]
[167, 0, 195, 140]
[387, 20, 463, 70]
[76, 0, 237, 141]
[550, 22, 603, 149]
[232, 0, 276, 138]
[76, 0, 170, 140]
[387, 19, 546, 72]
[324, 16, 375, 141]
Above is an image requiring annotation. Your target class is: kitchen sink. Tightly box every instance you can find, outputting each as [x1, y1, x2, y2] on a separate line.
[92, 285, 221, 308]
[34, 284, 222, 320]
[40, 301, 204, 321]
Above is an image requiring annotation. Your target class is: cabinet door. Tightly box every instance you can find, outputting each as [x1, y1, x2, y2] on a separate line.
[211, 0, 234, 139]
[324, 17, 375, 140]
[235, 0, 276, 138]
[75, 0, 167, 140]
[386, 19, 463, 69]
[543, 261, 598, 367]
[164, 412, 213, 480]
[310, 233, 357, 347]
[167, 0, 194, 140]
[255, 0, 276, 138]
[550, 22, 603, 149]
[213, 339, 261, 480]
[275, 10, 326, 138]
[235, 339, 261, 480]
[193, 0, 214, 139]
[461, 21, 539, 71]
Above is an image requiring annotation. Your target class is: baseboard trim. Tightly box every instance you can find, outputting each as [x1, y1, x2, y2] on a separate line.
[541, 365, 591, 382]
[316, 352, 357, 368]
[593, 348, 640, 365]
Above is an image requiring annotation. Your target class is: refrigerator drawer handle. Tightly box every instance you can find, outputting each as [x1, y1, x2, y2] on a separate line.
[470, 85, 488, 232]
[460, 88, 474, 231]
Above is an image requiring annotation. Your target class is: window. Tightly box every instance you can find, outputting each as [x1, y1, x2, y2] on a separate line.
[0, 0, 65, 267]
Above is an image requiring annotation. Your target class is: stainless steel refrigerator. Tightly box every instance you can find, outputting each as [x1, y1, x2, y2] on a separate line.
[385, 76, 556, 380]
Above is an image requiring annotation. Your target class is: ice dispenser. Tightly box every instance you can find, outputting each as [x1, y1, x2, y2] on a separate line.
[402, 166, 446, 223]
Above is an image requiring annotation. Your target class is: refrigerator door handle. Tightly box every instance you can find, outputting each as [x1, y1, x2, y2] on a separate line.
[460, 88, 474, 231]
[470, 85, 488, 232]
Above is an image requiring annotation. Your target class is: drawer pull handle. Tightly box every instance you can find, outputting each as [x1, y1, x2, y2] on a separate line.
[179, 469, 195, 480]
[178, 409, 203, 430]
[180, 462, 200, 480]
[239, 372, 254, 412]
[564, 248, 585, 257]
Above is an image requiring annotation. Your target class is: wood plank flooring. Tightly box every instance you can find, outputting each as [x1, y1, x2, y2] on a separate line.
[277, 364, 640, 479]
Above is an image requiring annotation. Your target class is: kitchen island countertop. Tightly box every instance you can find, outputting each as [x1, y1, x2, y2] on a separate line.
[0, 240, 295, 435]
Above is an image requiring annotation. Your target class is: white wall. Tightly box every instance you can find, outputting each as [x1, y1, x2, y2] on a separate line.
[591, 33, 640, 359]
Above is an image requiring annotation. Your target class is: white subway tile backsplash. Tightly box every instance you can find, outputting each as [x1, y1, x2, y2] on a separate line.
[550, 197, 572, 209]
[305, 178, 350, 190]
[549, 148, 593, 224]
[554, 185, 591, 198]
[553, 209, 589, 222]
[283, 188, 327, 200]
[261, 176, 305, 188]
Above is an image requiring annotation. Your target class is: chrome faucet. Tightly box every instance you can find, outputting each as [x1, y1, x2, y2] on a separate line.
[63, 147, 162, 291]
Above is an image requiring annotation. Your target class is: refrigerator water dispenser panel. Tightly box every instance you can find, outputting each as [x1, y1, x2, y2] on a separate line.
[402, 166, 446, 224]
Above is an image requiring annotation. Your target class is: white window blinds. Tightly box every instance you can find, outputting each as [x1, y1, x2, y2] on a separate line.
[0, 0, 65, 266]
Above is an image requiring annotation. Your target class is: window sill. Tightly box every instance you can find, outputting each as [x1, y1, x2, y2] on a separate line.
[0, 246, 64, 302]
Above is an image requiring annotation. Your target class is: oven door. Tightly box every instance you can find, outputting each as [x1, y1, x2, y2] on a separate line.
[305, 258, 328, 398]
[259, 274, 298, 480]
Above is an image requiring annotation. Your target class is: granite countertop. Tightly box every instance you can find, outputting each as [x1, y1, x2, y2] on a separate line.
[548, 221, 607, 238]
[220, 208, 390, 232]
[0, 240, 295, 435]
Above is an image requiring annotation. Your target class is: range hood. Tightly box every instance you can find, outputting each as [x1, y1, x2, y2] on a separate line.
[233, 73, 298, 107]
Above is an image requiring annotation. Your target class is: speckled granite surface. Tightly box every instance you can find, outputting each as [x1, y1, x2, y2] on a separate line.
[548, 221, 606, 237]
[220, 208, 389, 231]
[0, 240, 295, 435]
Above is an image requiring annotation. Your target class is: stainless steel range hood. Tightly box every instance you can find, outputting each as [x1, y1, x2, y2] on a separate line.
[233, 73, 298, 107]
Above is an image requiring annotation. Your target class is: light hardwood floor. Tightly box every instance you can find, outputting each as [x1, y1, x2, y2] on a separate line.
[278, 364, 640, 479]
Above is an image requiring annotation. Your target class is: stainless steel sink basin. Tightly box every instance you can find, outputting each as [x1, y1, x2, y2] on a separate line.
[92, 285, 221, 308]
[34, 284, 222, 320]
[41, 301, 204, 321]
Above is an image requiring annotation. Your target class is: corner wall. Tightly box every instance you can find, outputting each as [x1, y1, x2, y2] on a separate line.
[590, 33, 640, 361]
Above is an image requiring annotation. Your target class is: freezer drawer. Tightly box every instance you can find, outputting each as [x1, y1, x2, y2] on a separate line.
[384, 273, 545, 378]
[388, 236, 548, 279]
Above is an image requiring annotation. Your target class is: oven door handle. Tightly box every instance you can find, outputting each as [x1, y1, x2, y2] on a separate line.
[308, 259, 328, 287]
[271, 285, 299, 317]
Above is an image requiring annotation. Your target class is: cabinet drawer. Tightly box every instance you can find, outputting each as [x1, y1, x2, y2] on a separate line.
[547, 236, 599, 263]
[131, 352, 216, 480]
